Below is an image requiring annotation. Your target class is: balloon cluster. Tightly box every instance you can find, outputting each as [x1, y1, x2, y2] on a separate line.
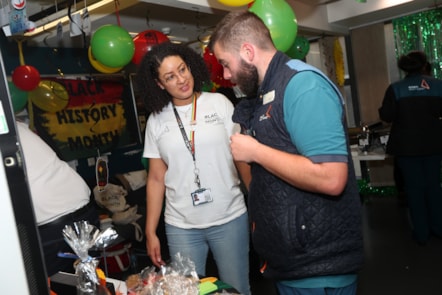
[10, 25, 146, 112]
[88, 26, 170, 72]
[10, 1, 306, 113]
[10, 25, 136, 111]
[8, 78, 70, 114]
[11, 25, 171, 111]
[9, 66, 35, 113]
[10, 64, 69, 114]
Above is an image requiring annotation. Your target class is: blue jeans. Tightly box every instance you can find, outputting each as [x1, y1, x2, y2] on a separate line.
[276, 280, 358, 295]
[165, 212, 251, 295]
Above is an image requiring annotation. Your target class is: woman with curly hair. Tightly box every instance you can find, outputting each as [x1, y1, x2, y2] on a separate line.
[136, 42, 251, 295]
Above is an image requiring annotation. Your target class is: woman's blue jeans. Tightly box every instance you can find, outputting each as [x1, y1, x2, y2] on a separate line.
[165, 212, 251, 295]
[276, 280, 358, 295]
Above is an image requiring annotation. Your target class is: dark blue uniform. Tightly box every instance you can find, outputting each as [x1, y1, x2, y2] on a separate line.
[379, 73, 442, 243]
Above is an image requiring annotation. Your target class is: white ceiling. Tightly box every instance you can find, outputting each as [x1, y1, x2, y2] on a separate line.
[4, 0, 441, 49]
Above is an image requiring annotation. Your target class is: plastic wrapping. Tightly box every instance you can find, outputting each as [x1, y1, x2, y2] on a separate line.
[127, 253, 200, 295]
[62, 220, 119, 294]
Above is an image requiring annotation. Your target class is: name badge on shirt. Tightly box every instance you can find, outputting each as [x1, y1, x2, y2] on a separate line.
[263, 90, 275, 105]
[191, 188, 213, 206]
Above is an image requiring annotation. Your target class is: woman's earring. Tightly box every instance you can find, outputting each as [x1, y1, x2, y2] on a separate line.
[156, 79, 165, 90]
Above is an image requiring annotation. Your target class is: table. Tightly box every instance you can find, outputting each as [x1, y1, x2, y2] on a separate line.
[351, 145, 386, 179]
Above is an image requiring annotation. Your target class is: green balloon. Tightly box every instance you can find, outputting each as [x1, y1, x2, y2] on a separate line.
[285, 36, 310, 59]
[91, 24, 135, 68]
[8, 81, 28, 113]
[249, 0, 298, 52]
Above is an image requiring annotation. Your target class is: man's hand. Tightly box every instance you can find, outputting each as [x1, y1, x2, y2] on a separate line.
[230, 133, 260, 163]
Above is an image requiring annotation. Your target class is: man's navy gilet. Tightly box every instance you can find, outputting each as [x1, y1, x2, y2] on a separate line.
[233, 52, 364, 280]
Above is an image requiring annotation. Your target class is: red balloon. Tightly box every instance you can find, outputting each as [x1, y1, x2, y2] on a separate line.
[132, 30, 170, 65]
[12, 65, 40, 91]
[203, 47, 234, 88]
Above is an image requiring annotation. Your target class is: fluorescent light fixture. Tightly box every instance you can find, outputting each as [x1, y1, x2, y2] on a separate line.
[22, 0, 115, 37]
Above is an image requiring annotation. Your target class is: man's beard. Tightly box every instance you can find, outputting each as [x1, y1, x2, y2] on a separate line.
[235, 59, 259, 98]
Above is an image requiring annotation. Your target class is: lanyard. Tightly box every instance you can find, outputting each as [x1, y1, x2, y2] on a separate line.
[172, 93, 201, 188]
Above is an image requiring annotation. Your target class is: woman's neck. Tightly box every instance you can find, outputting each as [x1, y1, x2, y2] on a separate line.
[173, 92, 198, 106]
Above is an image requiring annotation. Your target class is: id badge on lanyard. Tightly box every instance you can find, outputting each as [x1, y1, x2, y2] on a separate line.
[173, 94, 213, 206]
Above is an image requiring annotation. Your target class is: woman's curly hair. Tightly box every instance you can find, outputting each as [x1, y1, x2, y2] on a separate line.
[135, 42, 210, 114]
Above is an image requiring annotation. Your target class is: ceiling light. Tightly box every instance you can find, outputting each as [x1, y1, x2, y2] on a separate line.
[22, 0, 115, 37]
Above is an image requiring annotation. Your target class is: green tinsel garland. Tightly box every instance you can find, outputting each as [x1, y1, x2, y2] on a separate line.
[357, 179, 398, 196]
[392, 9, 442, 79]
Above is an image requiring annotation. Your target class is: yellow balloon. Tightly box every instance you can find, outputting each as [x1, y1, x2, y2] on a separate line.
[217, 0, 252, 7]
[29, 80, 69, 113]
[88, 46, 123, 74]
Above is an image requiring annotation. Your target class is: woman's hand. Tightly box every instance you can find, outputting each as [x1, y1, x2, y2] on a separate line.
[146, 234, 166, 268]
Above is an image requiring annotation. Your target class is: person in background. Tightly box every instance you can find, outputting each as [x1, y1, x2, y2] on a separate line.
[135, 42, 251, 295]
[16, 120, 99, 277]
[423, 61, 432, 76]
[208, 10, 364, 295]
[379, 50, 442, 245]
